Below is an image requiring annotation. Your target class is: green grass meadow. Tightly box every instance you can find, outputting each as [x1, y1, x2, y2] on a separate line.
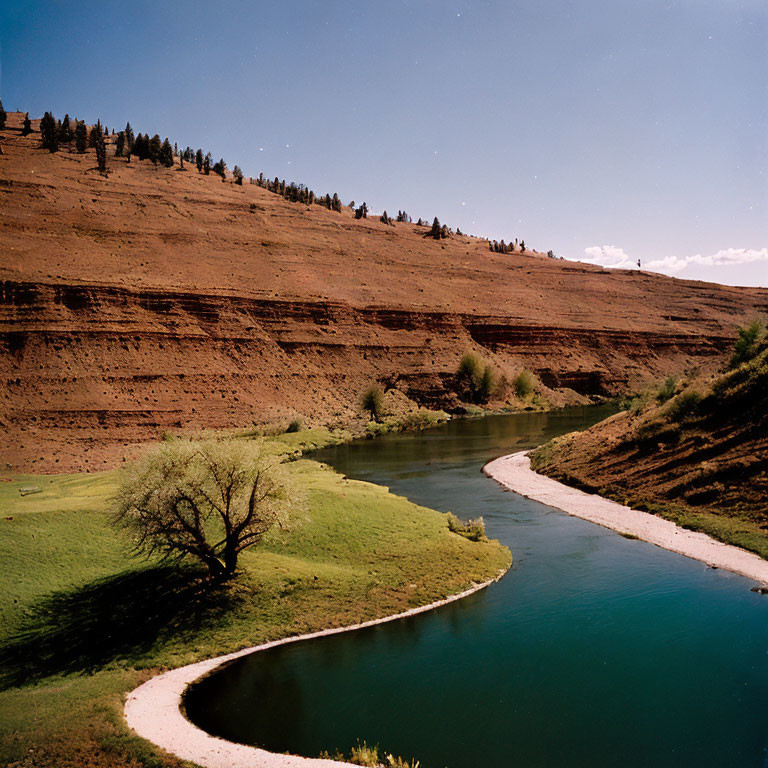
[0, 429, 510, 768]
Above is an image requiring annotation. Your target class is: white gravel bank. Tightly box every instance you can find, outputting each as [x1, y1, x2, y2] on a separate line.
[124, 573, 507, 768]
[484, 451, 768, 586]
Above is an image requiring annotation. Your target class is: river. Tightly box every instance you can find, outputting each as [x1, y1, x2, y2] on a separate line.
[185, 406, 768, 767]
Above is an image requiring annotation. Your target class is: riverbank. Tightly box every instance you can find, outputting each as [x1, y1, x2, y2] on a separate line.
[484, 452, 768, 586]
[0, 428, 511, 768]
[125, 575, 505, 768]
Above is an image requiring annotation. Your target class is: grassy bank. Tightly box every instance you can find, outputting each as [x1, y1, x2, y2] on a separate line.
[0, 428, 510, 768]
[531, 330, 768, 560]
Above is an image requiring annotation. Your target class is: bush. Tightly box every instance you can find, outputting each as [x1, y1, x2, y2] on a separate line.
[666, 390, 703, 422]
[447, 513, 487, 542]
[399, 409, 449, 431]
[286, 418, 302, 433]
[656, 375, 678, 403]
[457, 353, 495, 404]
[350, 740, 379, 766]
[730, 320, 766, 368]
[513, 369, 536, 399]
[361, 385, 385, 422]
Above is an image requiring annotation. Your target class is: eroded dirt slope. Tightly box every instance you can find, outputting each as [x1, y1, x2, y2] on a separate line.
[2, 112, 767, 470]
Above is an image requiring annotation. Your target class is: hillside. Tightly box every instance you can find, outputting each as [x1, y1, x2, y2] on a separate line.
[2, 110, 767, 471]
[531, 326, 768, 557]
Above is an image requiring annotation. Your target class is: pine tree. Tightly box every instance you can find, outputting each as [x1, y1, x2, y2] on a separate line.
[213, 158, 227, 178]
[0, 99, 6, 130]
[416, 218, 424, 226]
[124, 122, 134, 153]
[93, 124, 107, 174]
[430, 217, 441, 240]
[159, 138, 174, 167]
[22, 113, 32, 135]
[88, 120, 102, 148]
[58, 114, 73, 143]
[75, 121, 87, 152]
[195, 149, 203, 173]
[148, 134, 162, 164]
[520, 239, 525, 252]
[232, 165, 243, 185]
[115, 131, 125, 156]
[203, 153, 211, 174]
[40, 112, 58, 151]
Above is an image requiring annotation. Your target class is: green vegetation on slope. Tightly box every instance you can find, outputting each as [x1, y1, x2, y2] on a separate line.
[531, 324, 768, 558]
[0, 428, 510, 768]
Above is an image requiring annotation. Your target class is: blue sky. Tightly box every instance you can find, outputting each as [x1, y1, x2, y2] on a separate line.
[1, 0, 766, 286]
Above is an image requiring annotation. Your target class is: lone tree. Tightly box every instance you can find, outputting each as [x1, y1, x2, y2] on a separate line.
[113, 439, 293, 581]
[361, 384, 385, 422]
[430, 217, 441, 239]
[232, 165, 244, 185]
[21, 113, 32, 135]
[195, 148, 203, 172]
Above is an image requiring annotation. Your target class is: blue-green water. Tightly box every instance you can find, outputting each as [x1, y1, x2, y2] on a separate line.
[186, 407, 768, 767]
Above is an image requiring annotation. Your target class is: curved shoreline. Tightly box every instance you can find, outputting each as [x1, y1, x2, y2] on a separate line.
[124, 570, 508, 768]
[484, 451, 768, 586]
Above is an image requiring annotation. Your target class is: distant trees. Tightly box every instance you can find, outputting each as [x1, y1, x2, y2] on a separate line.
[0, 99, 6, 130]
[58, 114, 73, 143]
[355, 202, 368, 219]
[88, 120, 102, 148]
[74, 121, 87, 153]
[380, 210, 393, 225]
[21, 113, 32, 135]
[115, 131, 125, 156]
[232, 165, 243, 185]
[93, 124, 107, 174]
[213, 157, 227, 178]
[195, 148, 203, 172]
[148, 134, 162, 164]
[39, 112, 58, 152]
[159, 138, 174, 167]
[430, 217, 444, 239]
[203, 152, 211, 174]
[396, 210, 411, 223]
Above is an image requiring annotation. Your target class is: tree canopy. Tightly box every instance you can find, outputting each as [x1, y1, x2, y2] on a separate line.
[112, 438, 295, 581]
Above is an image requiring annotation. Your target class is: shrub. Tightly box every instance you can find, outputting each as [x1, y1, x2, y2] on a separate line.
[666, 390, 703, 422]
[513, 369, 536, 399]
[386, 756, 420, 768]
[447, 513, 487, 541]
[656, 375, 678, 404]
[286, 418, 302, 433]
[361, 385, 385, 422]
[457, 353, 495, 403]
[349, 740, 379, 766]
[399, 409, 449, 431]
[730, 320, 765, 368]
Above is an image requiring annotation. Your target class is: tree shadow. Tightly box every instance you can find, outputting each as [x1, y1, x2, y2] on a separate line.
[0, 566, 240, 689]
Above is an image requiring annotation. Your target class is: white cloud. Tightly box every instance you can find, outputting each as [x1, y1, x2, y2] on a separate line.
[582, 245, 635, 269]
[580, 246, 768, 278]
